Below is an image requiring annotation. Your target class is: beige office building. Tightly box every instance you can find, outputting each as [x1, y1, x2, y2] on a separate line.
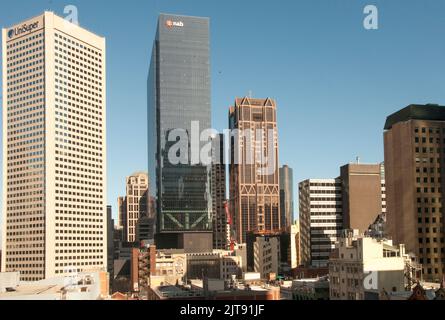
[229, 97, 281, 244]
[329, 231, 410, 300]
[253, 236, 280, 279]
[1, 12, 107, 281]
[117, 172, 149, 243]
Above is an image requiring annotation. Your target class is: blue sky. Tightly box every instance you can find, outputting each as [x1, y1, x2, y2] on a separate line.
[1, 0, 445, 225]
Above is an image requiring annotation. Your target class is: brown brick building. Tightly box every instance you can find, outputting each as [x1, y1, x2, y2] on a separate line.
[340, 163, 385, 233]
[384, 104, 445, 282]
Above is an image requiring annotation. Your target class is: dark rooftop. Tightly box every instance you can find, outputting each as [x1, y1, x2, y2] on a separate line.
[384, 104, 445, 130]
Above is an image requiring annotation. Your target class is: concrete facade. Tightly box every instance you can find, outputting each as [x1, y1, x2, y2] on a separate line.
[253, 236, 280, 279]
[329, 232, 408, 300]
[2, 12, 107, 281]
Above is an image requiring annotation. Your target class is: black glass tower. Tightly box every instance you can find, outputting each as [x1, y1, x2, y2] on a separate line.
[148, 14, 212, 251]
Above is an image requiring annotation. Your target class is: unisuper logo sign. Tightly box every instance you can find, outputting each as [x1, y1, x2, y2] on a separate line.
[165, 19, 184, 28]
[8, 21, 39, 39]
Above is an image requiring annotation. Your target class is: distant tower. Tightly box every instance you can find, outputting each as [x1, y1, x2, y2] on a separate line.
[118, 172, 149, 243]
[211, 134, 228, 249]
[279, 165, 294, 229]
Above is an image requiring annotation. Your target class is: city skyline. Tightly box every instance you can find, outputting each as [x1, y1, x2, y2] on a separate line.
[1, 1, 445, 304]
[1, 0, 445, 228]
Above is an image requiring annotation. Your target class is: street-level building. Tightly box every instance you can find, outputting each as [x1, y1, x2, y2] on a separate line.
[329, 231, 414, 300]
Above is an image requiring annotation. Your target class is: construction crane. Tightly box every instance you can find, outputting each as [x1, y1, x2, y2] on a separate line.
[223, 201, 237, 251]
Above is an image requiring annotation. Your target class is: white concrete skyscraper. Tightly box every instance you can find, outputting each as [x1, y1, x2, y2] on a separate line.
[1, 12, 107, 281]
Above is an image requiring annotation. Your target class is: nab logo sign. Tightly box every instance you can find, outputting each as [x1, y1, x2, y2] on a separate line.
[165, 20, 184, 29]
[8, 29, 14, 39]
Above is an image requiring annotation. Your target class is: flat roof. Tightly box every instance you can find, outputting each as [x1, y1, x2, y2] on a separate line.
[159, 13, 209, 20]
[384, 104, 445, 130]
[0, 284, 63, 298]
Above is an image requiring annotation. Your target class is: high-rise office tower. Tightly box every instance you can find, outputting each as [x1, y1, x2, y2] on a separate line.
[211, 134, 228, 249]
[229, 97, 280, 244]
[279, 165, 294, 229]
[340, 162, 386, 233]
[117, 172, 149, 243]
[147, 14, 212, 251]
[299, 179, 343, 267]
[384, 104, 445, 281]
[1, 12, 107, 281]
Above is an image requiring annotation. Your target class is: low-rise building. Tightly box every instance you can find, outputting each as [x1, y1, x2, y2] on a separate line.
[292, 276, 330, 300]
[0, 271, 108, 300]
[144, 248, 244, 287]
[234, 244, 247, 272]
[246, 232, 281, 279]
[221, 255, 243, 280]
[254, 237, 280, 279]
[329, 230, 417, 300]
[147, 278, 280, 300]
[291, 266, 329, 279]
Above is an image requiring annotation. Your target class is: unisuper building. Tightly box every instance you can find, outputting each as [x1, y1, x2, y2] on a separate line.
[1, 12, 107, 281]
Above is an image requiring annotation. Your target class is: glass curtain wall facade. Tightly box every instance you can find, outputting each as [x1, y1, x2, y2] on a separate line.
[148, 14, 212, 248]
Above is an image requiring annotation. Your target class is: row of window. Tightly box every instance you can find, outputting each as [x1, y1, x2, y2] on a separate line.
[7, 50, 44, 68]
[55, 32, 102, 58]
[8, 96, 44, 113]
[7, 32, 44, 49]
[7, 57, 44, 75]
[418, 237, 445, 244]
[7, 83, 44, 105]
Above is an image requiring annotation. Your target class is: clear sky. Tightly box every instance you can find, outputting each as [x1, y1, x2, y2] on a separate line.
[1, 0, 445, 227]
